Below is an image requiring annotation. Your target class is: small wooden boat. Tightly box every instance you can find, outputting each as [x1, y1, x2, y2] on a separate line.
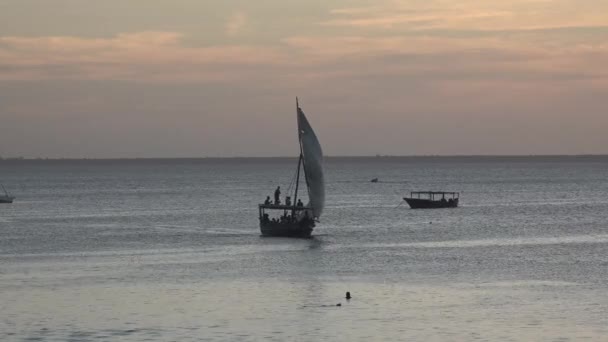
[0, 184, 15, 203]
[404, 191, 459, 209]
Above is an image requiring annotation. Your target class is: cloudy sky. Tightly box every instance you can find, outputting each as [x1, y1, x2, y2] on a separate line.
[1, 0, 607, 158]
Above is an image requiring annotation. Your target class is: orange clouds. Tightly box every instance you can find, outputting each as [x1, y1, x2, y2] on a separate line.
[225, 12, 248, 37]
[1, 29, 606, 87]
[0, 0, 607, 89]
[323, 0, 608, 31]
[0, 32, 286, 82]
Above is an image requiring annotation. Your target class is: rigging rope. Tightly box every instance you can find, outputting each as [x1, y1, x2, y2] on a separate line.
[286, 161, 299, 196]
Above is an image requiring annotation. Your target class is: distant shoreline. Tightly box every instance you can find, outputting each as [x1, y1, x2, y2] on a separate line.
[1, 155, 608, 161]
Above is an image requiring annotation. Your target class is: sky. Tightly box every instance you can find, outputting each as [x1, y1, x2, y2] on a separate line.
[0, 0, 607, 158]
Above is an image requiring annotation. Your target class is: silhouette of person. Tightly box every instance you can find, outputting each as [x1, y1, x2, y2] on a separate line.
[274, 186, 281, 205]
[264, 196, 271, 205]
[297, 199, 303, 207]
[303, 210, 310, 224]
[285, 196, 291, 206]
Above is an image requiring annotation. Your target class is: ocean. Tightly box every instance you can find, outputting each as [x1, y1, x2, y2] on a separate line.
[1, 157, 607, 341]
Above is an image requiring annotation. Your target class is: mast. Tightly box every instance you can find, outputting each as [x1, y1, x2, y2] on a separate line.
[292, 153, 302, 216]
[292, 97, 303, 216]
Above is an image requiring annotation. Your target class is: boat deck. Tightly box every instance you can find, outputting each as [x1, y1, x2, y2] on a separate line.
[258, 204, 311, 210]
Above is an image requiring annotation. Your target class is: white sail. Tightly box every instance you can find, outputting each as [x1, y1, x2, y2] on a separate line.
[297, 103, 325, 218]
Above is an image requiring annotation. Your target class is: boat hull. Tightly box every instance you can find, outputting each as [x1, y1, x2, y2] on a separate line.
[260, 219, 314, 238]
[0, 196, 14, 204]
[404, 197, 458, 209]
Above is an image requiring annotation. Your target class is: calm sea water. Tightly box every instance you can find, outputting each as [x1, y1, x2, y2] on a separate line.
[1, 157, 608, 341]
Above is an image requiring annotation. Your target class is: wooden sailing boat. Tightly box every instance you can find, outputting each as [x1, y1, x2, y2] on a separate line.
[258, 98, 325, 238]
[0, 184, 15, 203]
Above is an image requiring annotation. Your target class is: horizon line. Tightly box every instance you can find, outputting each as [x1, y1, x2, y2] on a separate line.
[2, 154, 608, 161]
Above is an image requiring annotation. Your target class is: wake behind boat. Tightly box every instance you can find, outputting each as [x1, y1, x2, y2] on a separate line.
[258, 98, 325, 238]
[0, 184, 15, 203]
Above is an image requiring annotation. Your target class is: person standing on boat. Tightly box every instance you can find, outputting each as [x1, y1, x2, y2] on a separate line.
[285, 196, 291, 206]
[264, 196, 271, 205]
[274, 186, 281, 205]
[297, 199, 303, 207]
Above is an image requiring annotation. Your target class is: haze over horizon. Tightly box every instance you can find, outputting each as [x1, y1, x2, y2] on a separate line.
[1, 0, 607, 158]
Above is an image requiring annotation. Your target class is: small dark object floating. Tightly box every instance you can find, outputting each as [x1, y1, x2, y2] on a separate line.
[0, 184, 14, 204]
[346, 291, 351, 300]
[403, 191, 459, 209]
[370, 178, 378, 183]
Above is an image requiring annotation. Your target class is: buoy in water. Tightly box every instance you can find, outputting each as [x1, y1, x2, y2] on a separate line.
[346, 291, 351, 300]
